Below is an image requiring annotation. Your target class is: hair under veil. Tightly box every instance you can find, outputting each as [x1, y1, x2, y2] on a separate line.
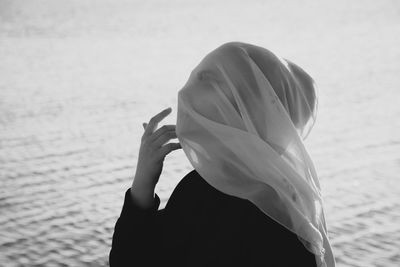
[176, 42, 335, 267]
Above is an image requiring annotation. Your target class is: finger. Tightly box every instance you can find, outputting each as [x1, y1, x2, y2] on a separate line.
[157, 142, 182, 159]
[143, 107, 172, 138]
[153, 130, 177, 147]
[142, 122, 147, 130]
[149, 125, 176, 142]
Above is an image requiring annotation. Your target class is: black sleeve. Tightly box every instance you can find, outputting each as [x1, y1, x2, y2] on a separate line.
[109, 187, 162, 267]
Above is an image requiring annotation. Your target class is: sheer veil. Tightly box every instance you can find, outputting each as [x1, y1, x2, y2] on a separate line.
[176, 42, 335, 267]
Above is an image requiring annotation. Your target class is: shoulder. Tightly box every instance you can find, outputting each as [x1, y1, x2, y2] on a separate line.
[175, 169, 206, 190]
[169, 169, 209, 200]
[172, 169, 234, 201]
[165, 169, 234, 210]
[164, 169, 204, 209]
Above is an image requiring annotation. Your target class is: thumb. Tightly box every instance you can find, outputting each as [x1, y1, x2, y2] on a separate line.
[142, 122, 147, 129]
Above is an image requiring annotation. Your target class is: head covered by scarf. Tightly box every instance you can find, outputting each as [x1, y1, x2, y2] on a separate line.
[176, 42, 335, 267]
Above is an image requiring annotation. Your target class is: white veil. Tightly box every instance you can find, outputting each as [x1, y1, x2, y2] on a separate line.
[176, 42, 335, 267]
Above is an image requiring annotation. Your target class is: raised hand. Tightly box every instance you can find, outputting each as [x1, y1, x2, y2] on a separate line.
[131, 107, 182, 208]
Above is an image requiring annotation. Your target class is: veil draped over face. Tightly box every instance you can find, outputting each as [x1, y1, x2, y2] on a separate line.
[176, 42, 335, 267]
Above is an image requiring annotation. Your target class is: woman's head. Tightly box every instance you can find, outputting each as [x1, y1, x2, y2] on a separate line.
[214, 42, 318, 140]
[180, 42, 318, 144]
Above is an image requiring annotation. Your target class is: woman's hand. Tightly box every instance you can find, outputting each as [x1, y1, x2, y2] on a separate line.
[131, 107, 182, 208]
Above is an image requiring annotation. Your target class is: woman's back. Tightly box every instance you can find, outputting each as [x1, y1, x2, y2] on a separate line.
[109, 169, 317, 266]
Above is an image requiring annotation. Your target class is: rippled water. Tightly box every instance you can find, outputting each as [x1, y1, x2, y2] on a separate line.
[1, 0, 399, 266]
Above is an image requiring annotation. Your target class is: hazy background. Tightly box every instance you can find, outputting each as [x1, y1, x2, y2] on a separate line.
[1, 0, 399, 266]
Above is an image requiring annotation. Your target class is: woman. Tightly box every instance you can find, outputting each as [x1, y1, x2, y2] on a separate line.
[109, 42, 335, 267]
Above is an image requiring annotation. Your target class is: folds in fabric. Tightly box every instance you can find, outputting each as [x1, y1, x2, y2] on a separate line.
[176, 42, 335, 267]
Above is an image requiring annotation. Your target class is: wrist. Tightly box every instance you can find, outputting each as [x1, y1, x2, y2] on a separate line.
[132, 178, 155, 193]
[130, 183, 156, 209]
[132, 173, 156, 191]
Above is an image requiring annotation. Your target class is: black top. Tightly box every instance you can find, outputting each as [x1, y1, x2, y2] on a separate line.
[109, 169, 317, 266]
